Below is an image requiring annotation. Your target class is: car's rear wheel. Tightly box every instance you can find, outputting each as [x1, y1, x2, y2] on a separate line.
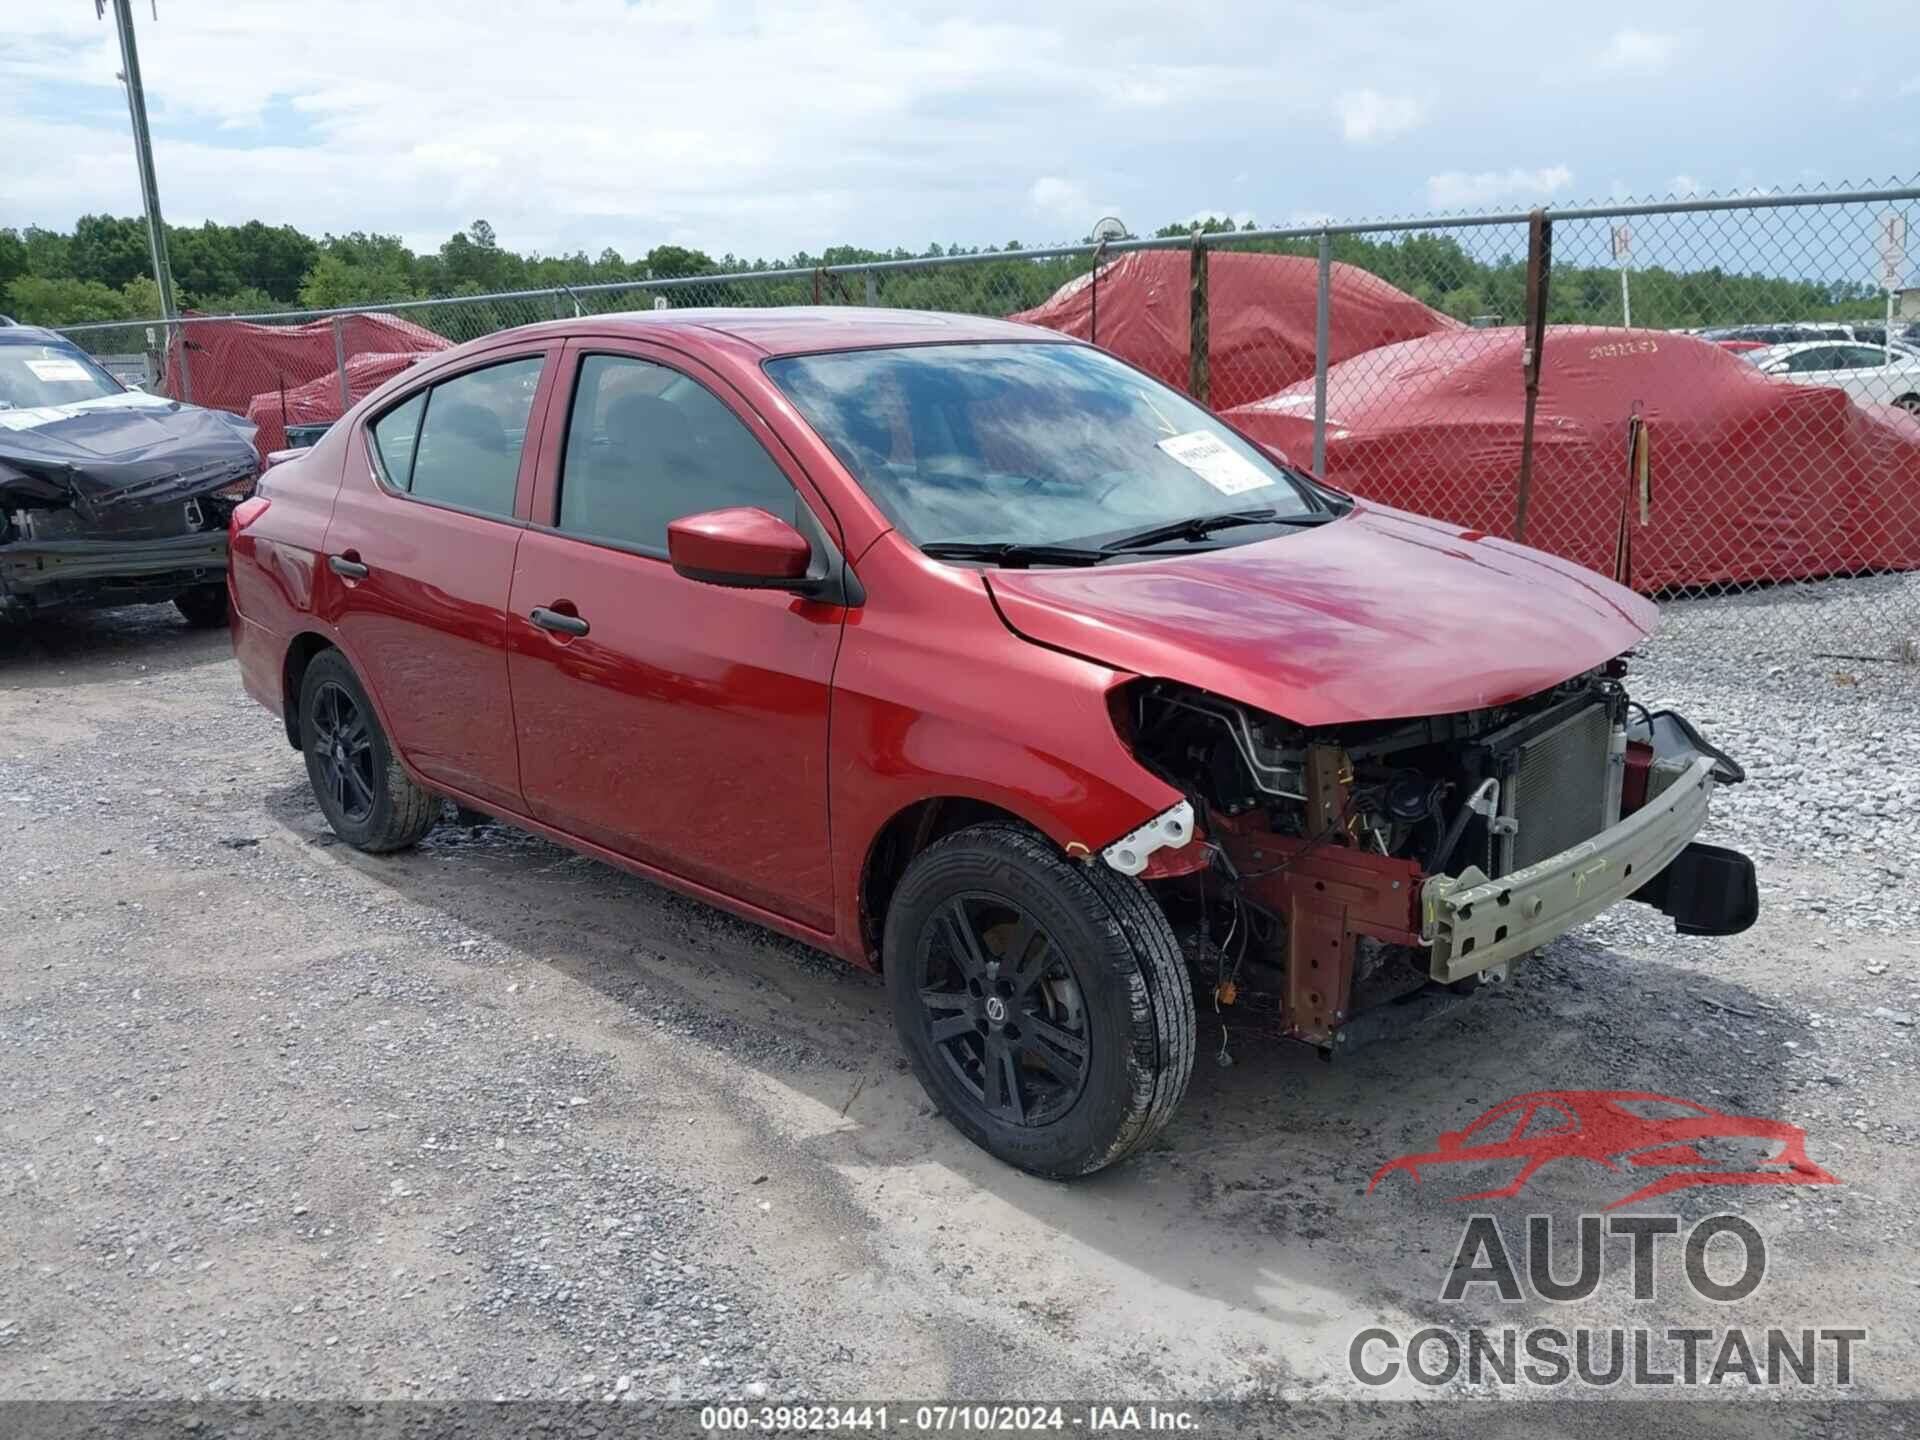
[884, 823, 1195, 1177]
[1896, 393, 1920, 415]
[174, 583, 230, 629]
[298, 649, 439, 852]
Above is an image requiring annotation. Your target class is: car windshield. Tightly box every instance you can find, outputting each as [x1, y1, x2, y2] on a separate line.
[0, 343, 124, 410]
[764, 342, 1320, 552]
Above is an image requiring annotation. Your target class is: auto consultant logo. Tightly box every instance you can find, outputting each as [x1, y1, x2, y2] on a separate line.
[1353, 1090, 1860, 1392]
[1348, 1213, 1867, 1390]
[1368, 1089, 1840, 1209]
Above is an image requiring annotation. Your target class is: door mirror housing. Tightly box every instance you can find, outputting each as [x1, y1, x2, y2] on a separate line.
[668, 506, 813, 588]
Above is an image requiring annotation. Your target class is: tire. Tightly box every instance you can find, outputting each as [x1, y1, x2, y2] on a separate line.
[297, 648, 439, 852]
[883, 822, 1195, 1177]
[1896, 394, 1920, 415]
[174, 583, 230, 629]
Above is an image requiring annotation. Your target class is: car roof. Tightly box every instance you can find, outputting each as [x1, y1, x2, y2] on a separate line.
[0, 323, 77, 348]
[506, 305, 1063, 358]
[1747, 339, 1859, 357]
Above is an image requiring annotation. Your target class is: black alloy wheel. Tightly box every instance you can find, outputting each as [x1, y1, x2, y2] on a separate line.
[914, 893, 1091, 1128]
[309, 679, 378, 825]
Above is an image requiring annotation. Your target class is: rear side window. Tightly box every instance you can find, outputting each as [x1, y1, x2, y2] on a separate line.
[370, 392, 425, 487]
[1784, 347, 1840, 374]
[555, 354, 796, 552]
[373, 357, 544, 517]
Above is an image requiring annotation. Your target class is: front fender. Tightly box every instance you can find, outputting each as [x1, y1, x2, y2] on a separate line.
[826, 540, 1183, 962]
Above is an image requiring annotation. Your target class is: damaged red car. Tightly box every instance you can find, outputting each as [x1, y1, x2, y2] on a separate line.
[228, 309, 1758, 1178]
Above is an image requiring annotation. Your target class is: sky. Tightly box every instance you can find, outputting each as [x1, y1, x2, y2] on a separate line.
[2, 0, 1917, 264]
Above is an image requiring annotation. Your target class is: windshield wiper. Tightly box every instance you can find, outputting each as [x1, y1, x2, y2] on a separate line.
[919, 540, 1110, 568]
[1096, 507, 1338, 552]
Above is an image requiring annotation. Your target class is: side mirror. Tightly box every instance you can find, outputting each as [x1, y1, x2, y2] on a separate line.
[668, 506, 812, 589]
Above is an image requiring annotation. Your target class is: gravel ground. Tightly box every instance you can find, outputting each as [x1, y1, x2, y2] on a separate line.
[0, 581, 1916, 1431]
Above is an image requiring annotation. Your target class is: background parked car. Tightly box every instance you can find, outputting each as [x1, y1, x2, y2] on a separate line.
[0, 320, 258, 627]
[1744, 339, 1920, 412]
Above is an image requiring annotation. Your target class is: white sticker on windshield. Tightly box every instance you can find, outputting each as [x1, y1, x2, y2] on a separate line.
[1155, 430, 1275, 496]
[24, 358, 93, 383]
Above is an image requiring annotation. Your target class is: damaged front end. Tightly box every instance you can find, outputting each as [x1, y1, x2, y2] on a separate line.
[0, 392, 258, 619]
[1114, 667, 1756, 1052]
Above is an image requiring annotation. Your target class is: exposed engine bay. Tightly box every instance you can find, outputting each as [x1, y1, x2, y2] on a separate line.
[1116, 667, 1757, 1051]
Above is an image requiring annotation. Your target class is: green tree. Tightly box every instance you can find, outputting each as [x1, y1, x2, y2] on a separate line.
[4, 275, 145, 326]
[68, 213, 153, 290]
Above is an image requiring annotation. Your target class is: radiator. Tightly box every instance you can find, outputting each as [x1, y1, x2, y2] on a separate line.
[1500, 703, 1615, 874]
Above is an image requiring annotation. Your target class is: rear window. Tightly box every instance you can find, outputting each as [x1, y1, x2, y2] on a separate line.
[369, 357, 544, 518]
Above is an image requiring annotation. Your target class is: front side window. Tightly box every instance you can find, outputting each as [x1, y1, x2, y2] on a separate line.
[376, 356, 544, 517]
[555, 354, 797, 552]
[764, 342, 1318, 554]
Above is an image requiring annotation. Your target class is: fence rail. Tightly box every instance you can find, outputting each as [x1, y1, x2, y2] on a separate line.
[54, 182, 1920, 664]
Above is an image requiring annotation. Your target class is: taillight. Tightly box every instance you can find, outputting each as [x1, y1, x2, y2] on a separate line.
[231, 497, 271, 535]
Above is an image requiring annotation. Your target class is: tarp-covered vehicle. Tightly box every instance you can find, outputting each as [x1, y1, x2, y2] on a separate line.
[1225, 325, 1920, 591]
[244, 350, 438, 458]
[0, 322, 259, 627]
[1010, 250, 1460, 409]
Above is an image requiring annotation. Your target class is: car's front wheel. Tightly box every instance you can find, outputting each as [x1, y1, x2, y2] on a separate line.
[884, 823, 1195, 1177]
[298, 649, 440, 852]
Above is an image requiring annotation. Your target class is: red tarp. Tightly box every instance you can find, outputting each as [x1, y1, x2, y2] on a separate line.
[244, 351, 437, 457]
[1225, 326, 1920, 591]
[163, 313, 449, 418]
[1009, 250, 1460, 409]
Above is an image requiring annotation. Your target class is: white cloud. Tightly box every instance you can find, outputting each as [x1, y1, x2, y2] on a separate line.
[1426, 165, 1574, 209]
[0, 2, 1295, 260]
[1669, 173, 1701, 196]
[1028, 177, 1093, 227]
[1597, 28, 1683, 74]
[1337, 89, 1424, 144]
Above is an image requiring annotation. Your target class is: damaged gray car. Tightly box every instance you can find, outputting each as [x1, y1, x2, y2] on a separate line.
[0, 321, 259, 628]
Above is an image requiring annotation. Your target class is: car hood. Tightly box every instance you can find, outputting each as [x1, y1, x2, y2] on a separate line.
[984, 501, 1658, 726]
[0, 391, 258, 520]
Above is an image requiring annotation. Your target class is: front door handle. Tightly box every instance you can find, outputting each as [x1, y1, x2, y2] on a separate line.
[328, 554, 370, 580]
[530, 606, 590, 637]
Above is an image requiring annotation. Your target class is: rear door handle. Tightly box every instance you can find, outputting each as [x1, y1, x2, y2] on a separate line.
[529, 607, 589, 637]
[328, 554, 370, 579]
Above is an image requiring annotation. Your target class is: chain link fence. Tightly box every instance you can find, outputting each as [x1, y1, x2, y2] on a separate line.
[54, 183, 1920, 663]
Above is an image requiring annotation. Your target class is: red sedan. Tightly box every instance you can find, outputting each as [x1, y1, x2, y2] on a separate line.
[228, 308, 1755, 1177]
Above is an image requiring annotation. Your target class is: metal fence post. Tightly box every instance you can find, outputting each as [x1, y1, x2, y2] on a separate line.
[1513, 209, 1554, 544]
[331, 315, 349, 414]
[172, 319, 193, 404]
[864, 269, 877, 306]
[1312, 230, 1332, 474]
[1188, 231, 1210, 405]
